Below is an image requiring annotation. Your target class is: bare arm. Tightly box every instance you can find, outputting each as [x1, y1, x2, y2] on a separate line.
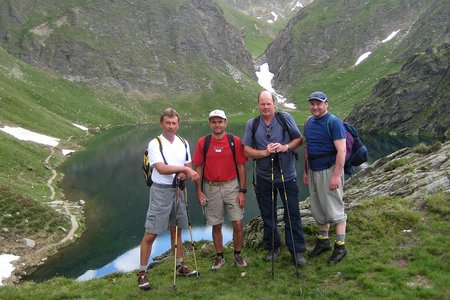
[329, 138, 346, 190]
[236, 163, 246, 209]
[154, 162, 199, 182]
[303, 143, 309, 185]
[244, 145, 270, 159]
[193, 164, 206, 205]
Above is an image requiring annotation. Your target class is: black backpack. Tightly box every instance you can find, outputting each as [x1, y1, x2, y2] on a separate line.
[305, 114, 368, 175]
[142, 135, 188, 187]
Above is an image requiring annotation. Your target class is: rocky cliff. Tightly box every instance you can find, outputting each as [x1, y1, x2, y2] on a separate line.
[265, 0, 448, 91]
[346, 43, 449, 139]
[244, 141, 450, 248]
[0, 0, 255, 94]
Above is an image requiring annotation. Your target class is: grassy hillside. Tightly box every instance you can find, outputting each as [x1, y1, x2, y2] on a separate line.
[0, 192, 448, 299]
[214, 0, 292, 58]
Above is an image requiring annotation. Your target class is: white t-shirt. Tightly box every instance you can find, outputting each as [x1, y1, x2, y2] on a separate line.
[148, 134, 191, 185]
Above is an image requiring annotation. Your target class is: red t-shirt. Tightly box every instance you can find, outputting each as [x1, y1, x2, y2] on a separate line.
[192, 132, 247, 182]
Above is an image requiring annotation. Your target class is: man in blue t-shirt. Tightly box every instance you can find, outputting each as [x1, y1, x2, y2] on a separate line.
[243, 90, 307, 266]
[303, 91, 348, 263]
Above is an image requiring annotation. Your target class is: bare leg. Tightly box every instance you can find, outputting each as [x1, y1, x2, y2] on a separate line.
[140, 232, 157, 267]
[336, 221, 347, 235]
[212, 223, 224, 253]
[170, 225, 183, 259]
[231, 220, 244, 251]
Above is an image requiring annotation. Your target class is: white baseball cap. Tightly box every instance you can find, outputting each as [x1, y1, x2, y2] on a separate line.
[208, 109, 227, 120]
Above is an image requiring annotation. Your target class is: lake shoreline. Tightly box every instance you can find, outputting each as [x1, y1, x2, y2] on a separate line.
[2, 147, 86, 285]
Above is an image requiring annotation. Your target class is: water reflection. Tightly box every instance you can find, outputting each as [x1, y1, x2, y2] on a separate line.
[26, 122, 433, 282]
[77, 226, 232, 281]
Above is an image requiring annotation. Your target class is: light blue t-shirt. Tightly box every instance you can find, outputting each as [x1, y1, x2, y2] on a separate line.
[242, 112, 301, 182]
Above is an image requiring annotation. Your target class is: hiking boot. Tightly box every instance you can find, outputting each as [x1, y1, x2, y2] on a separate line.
[329, 243, 347, 264]
[291, 252, 307, 266]
[266, 248, 280, 261]
[176, 262, 199, 276]
[308, 238, 332, 257]
[137, 271, 151, 290]
[211, 256, 225, 270]
[234, 253, 247, 268]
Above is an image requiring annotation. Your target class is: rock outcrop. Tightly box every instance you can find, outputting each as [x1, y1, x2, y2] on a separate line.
[346, 43, 450, 139]
[244, 141, 450, 248]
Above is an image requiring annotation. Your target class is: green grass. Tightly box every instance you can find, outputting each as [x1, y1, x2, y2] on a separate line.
[1, 192, 448, 299]
[0, 185, 70, 236]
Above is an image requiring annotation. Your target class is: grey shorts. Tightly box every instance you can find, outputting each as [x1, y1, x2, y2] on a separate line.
[144, 183, 188, 235]
[308, 166, 347, 225]
[203, 179, 243, 226]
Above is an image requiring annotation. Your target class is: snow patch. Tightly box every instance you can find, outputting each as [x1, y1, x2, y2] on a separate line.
[72, 123, 88, 131]
[355, 51, 372, 66]
[0, 126, 60, 147]
[291, 1, 304, 11]
[0, 254, 19, 286]
[62, 149, 76, 156]
[382, 30, 400, 43]
[255, 63, 296, 109]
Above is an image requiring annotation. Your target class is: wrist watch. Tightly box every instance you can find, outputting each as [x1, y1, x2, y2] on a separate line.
[239, 188, 247, 194]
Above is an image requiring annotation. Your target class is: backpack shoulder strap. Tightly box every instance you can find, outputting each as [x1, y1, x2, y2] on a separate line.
[304, 115, 313, 136]
[155, 136, 168, 165]
[175, 134, 189, 161]
[227, 133, 239, 183]
[275, 112, 292, 139]
[203, 134, 212, 165]
[251, 116, 261, 148]
[201, 134, 212, 192]
[326, 113, 338, 137]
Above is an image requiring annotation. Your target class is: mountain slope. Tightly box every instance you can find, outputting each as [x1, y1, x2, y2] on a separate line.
[266, 0, 447, 90]
[0, 0, 256, 95]
[346, 43, 449, 139]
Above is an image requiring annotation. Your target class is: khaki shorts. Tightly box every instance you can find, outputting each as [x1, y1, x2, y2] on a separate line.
[203, 179, 243, 226]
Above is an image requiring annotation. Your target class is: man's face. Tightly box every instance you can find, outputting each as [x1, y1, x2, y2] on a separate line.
[309, 100, 328, 118]
[209, 117, 227, 135]
[160, 115, 179, 137]
[258, 92, 276, 118]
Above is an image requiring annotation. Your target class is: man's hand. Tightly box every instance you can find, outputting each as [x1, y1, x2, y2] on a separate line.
[236, 193, 246, 209]
[329, 174, 341, 190]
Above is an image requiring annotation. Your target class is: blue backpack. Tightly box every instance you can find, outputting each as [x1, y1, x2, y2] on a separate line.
[305, 114, 368, 175]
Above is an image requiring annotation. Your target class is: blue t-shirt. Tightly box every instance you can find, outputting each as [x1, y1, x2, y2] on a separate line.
[243, 112, 301, 182]
[305, 113, 346, 171]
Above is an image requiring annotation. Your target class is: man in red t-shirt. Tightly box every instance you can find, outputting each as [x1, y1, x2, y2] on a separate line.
[193, 109, 248, 270]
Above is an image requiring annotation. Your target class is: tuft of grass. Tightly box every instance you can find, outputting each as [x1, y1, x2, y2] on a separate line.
[413, 142, 443, 154]
[384, 157, 415, 172]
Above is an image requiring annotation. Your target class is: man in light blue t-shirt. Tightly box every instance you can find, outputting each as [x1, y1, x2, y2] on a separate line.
[243, 90, 307, 267]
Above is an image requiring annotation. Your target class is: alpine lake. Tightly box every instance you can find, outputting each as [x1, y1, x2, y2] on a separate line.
[26, 121, 434, 282]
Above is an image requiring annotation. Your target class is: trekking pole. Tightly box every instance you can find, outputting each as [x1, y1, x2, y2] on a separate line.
[180, 179, 200, 278]
[270, 154, 276, 278]
[277, 154, 300, 278]
[173, 183, 181, 289]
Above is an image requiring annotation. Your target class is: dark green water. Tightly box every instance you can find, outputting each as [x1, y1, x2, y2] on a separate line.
[26, 121, 432, 281]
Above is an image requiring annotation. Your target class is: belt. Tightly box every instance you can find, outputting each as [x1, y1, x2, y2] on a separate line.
[205, 179, 235, 186]
[152, 183, 174, 188]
